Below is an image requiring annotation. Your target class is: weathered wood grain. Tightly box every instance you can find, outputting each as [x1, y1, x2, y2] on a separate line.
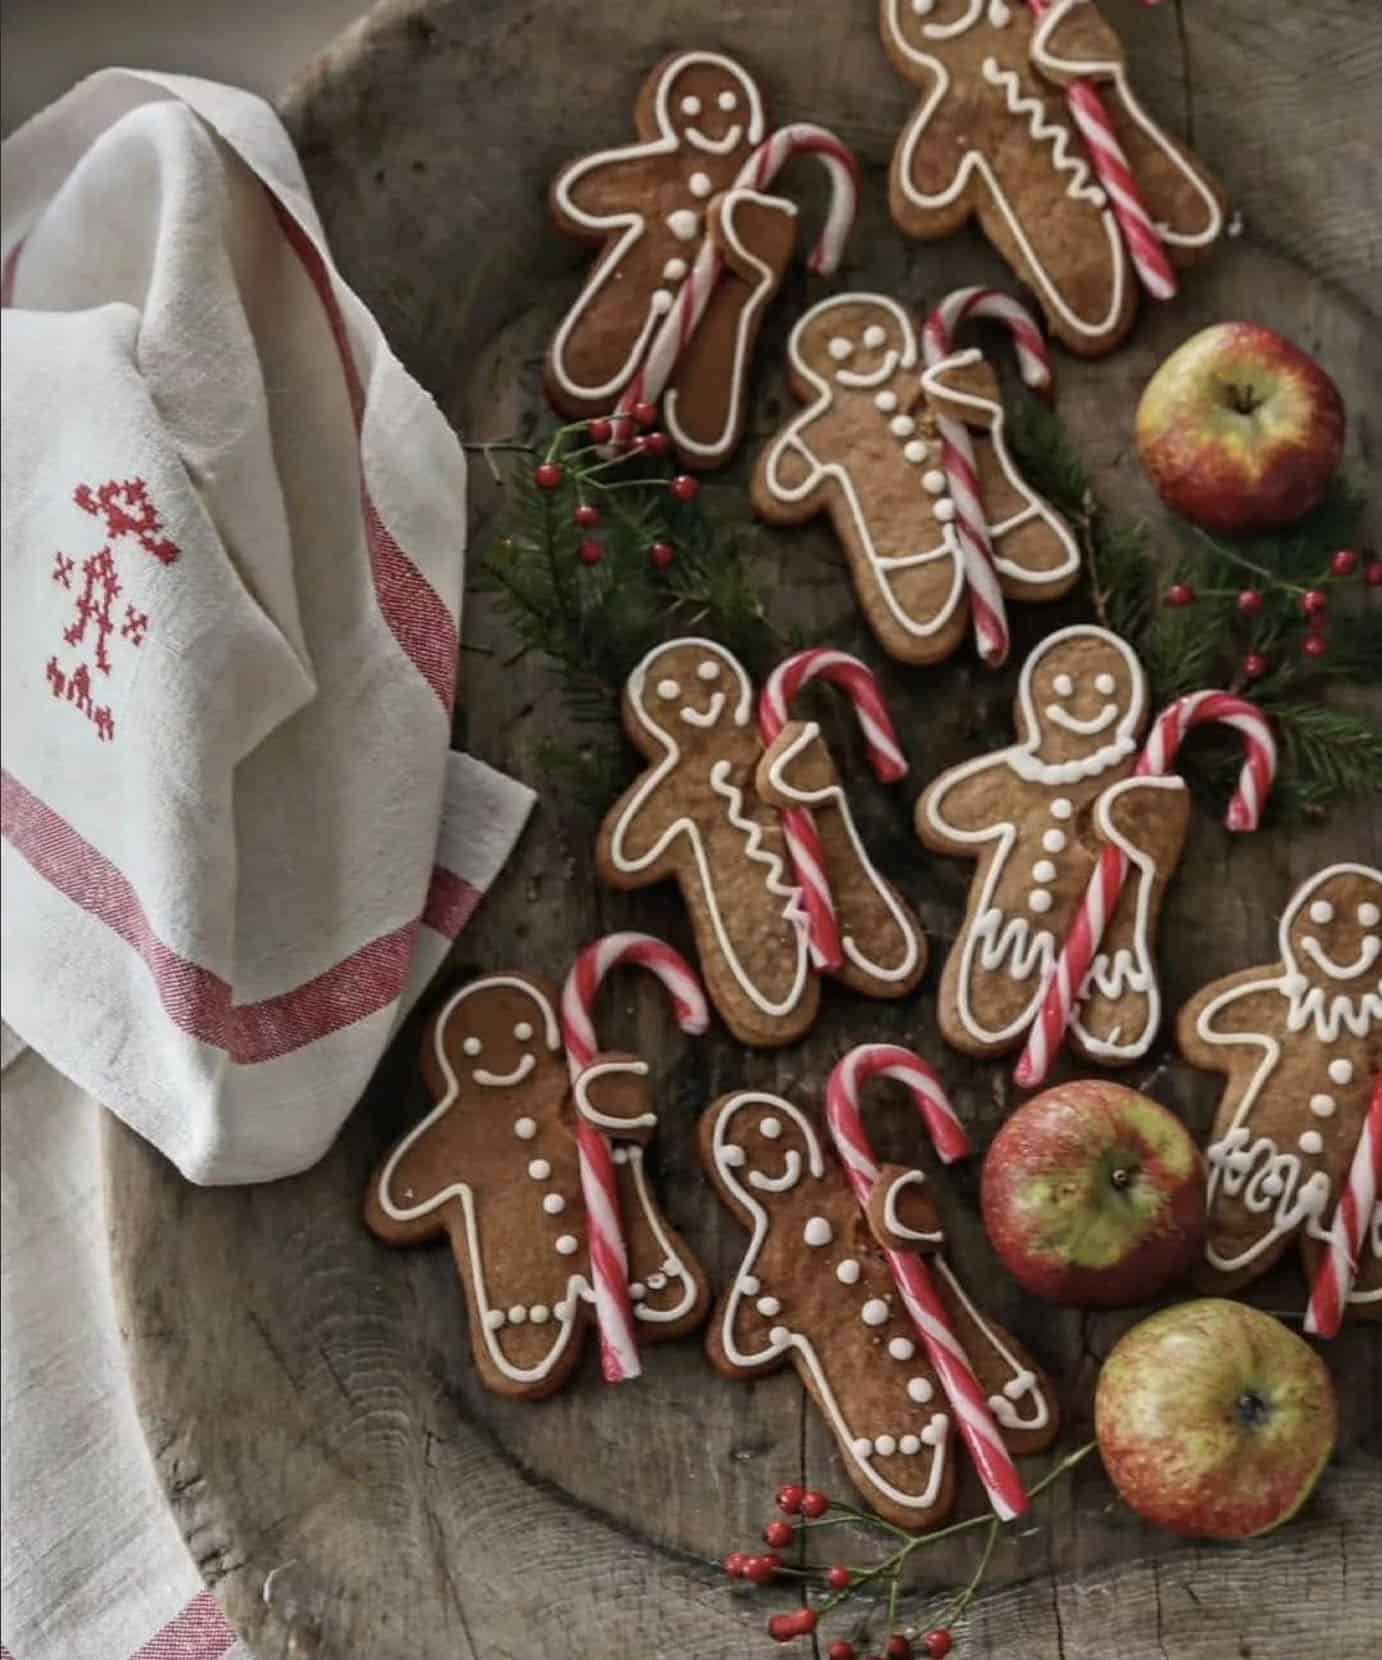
[107, 2, 1381, 1656]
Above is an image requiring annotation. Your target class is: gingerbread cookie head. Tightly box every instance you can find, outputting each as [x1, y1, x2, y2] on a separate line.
[626, 637, 755, 751]
[790, 292, 919, 404]
[887, 0, 1022, 57]
[646, 51, 765, 156]
[1281, 865, 1382, 1021]
[1013, 624, 1146, 774]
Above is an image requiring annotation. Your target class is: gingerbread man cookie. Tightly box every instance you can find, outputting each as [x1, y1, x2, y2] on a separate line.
[752, 293, 1078, 665]
[365, 973, 708, 1399]
[881, 0, 1224, 355]
[1179, 863, 1382, 1317]
[700, 1091, 1058, 1528]
[917, 625, 1190, 1062]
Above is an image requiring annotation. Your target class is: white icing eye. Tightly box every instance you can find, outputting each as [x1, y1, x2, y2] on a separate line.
[697, 660, 721, 681]
[912, 0, 935, 13]
[680, 95, 702, 116]
[863, 324, 888, 349]
[721, 1145, 747, 1167]
[828, 336, 854, 362]
[1053, 673, 1075, 697]
[1309, 900, 1335, 924]
[1095, 672, 1116, 695]
[513, 1021, 533, 1041]
[718, 90, 738, 112]
[657, 678, 681, 701]
[1358, 902, 1380, 927]
[759, 1116, 783, 1139]
[462, 1036, 482, 1056]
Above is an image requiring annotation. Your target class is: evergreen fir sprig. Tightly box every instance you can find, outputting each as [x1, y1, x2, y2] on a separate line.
[1009, 393, 1381, 820]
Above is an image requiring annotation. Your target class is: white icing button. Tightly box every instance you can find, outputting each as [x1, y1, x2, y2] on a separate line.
[688, 171, 712, 198]
[650, 290, 673, 314]
[611, 1147, 629, 1165]
[756, 1295, 782, 1317]
[1033, 860, 1057, 884]
[863, 324, 888, 349]
[507, 1305, 527, 1325]
[888, 1337, 915, 1361]
[657, 678, 680, 700]
[680, 95, 702, 116]
[907, 1377, 934, 1405]
[647, 1272, 668, 1290]
[768, 1325, 791, 1345]
[890, 415, 916, 438]
[759, 1117, 783, 1140]
[527, 1159, 551, 1180]
[663, 257, 688, 282]
[1309, 900, 1334, 925]
[803, 1216, 834, 1247]
[900, 1433, 922, 1456]
[697, 660, 721, 681]
[828, 336, 853, 361]
[903, 440, 928, 465]
[1050, 798, 1074, 820]
[1328, 1060, 1353, 1086]
[462, 1036, 482, 1056]
[874, 1434, 898, 1456]
[851, 1436, 874, 1458]
[836, 1260, 861, 1285]
[1310, 1094, 1337, 1119]
[554, 1300, 572, 1321]
[922, 469, 946, 494]
[484, 1309, 505, 1330]
[529, 1304, 550, 1325]
[513, 1022, 534, 1042]
[1042, 829, 1068, 853]
[667, 210, 699, 241]
[875, 389, 898, 413]
[543, 1194, 566, 1215]
[555, 1234, 579, 1255]
[1053, 673, 1074, 697]
[862, 1298, 890, 1327]
[721, 1145, 747, 1167]
[933, 499, 956, 522]
[630, 1282, 646, 1301]
[740, 1275, 761, 1295]
[1359, 902, 1381, 927]
[1298, 1131, 1324, 1156]
[1095, 673, 1116, 694]
[514, 1117, 537, 1140]
[718, 90, 738, 111]
[1029, 889, 1054, 914]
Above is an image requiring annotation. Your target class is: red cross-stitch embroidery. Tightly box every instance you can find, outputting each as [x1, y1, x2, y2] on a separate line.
[47, 477, 180, 743]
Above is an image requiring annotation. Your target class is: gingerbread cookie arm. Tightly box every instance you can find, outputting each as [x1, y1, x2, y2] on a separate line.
[617, 1146, 711, 1339]
[916, 752, 1020, 852]
[752, 412, 833, 522]
[931, 1258, 1059, 1455]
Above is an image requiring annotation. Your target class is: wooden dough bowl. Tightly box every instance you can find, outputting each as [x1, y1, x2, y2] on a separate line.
[107, 2, 1382, 1655]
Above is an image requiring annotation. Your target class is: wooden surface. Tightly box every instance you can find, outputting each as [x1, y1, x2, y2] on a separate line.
[106, 2, 1382, 1656]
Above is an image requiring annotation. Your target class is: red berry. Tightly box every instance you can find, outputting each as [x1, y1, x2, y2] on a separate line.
[1242, 652, 1269, 681]
[1235, 589, 1264, 616]
[768, 1614, 798, 1644]
[573, 504, 601, 528]
[669, 473, 701, 502]
[826, 1564, 852, 1591]
[638, 430, 672, 458]
[923, 1633, 953, 1660]
[724, 1552, 750, 1579]
[828, 1645, 857, 1660]
[586, 418, 612, 444]
[886, 1638, 913, 1660]
[534, 461, 563, 490]
[775, 1483, 806, 1515]
[1302, 632, 1329, 659]
[1331, 549, 1359, 577]
[649, 540, 676, 570]
[1301, 588, 1329, 617]
[763, 1520, 794, 1549]
[1164, 582, 1195, 608]
[1366, 561, 1382, 588]
[799, 1490, 830, 1519]
[578, 538, 604, 566]
[631, 400, 659, 428]
[745, 1554, 780, 1585]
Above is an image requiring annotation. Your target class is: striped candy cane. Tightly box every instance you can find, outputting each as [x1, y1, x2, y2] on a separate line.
[758, 650, 908, 971]
[1306, 1079, 1382, 1340]
[1016, 692, 1277, 1089]
[826, 1046, 1030, 1521]
[560, 933, 709, 1382]
[610, 124, 859, 444]
[920, 288, 1055, 666]
[1025, 0, 1177, 301]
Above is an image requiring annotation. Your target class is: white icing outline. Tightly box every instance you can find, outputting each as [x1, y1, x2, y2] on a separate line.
[1198, 863, 1382, 1273]
[609, 639, 811, 1022]
[550, 52, 765, 403]
[375, 978, 585, 1385]
[922, 625, 1145, 1045]
[882, 1169, 944, 1244]
[665, 189, 800, 464]
[932, 1259, 1050, 1431]
[764, 720, 922, 985]
[474, 1056, 536, 1088]
[623, 1146, 699, 1325]
[574, 1058, 656, 1131]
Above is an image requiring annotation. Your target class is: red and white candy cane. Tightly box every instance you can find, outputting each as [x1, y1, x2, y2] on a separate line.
[560, 932, 709, 1383]
[610, 124, 859, 443]
[1306, 1078, 1382, 1340]
[757, 650, 908, 972]
[1024, 0, 1177, 302]
[825, 1045, 1031, 1522]
[920, 287, 1055, 666]
[1016, 692, 1277, 1089]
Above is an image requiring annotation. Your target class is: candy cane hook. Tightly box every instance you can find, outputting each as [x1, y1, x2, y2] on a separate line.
[825, 1046, 1029, 1521]
[560, 933, 709, 1383]
[1306, 1078, 1382, 1340]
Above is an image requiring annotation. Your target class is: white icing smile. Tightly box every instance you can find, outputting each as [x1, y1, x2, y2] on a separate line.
[1301, 934, 1381, 982]
[680, 692, 726, 727]
[836, 351, 900, 388]
[685, 123, 743, 155]
[748, 1151, 802, 1192]
[1045, 701, 1118, 736]
[474, 1055, 536, 1087]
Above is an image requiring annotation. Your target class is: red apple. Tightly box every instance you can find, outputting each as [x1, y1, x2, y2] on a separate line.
[1136, 323, 1345, 534]
[981, 1081, 1204, 1308]
[1095, 1300, 1337, 1539]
